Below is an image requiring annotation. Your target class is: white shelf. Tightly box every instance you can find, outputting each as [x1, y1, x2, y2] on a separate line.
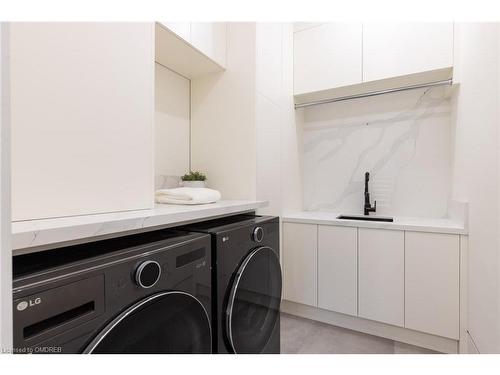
[294, 67, 454, 109]
[155, 22, 225, 79]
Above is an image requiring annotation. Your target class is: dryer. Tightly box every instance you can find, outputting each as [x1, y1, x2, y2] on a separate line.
[182, 215, 281, 354]
[13, 229, 212, 354]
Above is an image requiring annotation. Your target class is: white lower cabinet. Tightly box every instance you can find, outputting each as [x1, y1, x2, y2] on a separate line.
[283, 223, 318, 307]
[358, 228, 405, 327]
[283, 221, 461, 340]
[318, 225, 357, 316]
[405, 231, 460, 339]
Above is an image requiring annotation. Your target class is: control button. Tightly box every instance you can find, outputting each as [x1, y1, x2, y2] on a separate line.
[135, 260, 161, 289]
[252, 227, 264, 243]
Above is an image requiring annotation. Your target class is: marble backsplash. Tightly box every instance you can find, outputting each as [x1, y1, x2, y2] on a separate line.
[302, 86, 451, 218]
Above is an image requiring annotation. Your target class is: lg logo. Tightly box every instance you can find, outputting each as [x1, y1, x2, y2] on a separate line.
[16, 298, 41, 311]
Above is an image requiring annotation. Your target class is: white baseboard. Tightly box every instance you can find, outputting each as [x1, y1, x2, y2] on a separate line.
[281, 300, 458, 354]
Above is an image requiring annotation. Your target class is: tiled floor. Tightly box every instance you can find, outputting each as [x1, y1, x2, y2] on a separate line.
[281, 313, 439, 354]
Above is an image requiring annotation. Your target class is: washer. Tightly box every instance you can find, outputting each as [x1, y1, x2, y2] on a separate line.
[12, 229, 212, 354]
[182, 215, 281, 354]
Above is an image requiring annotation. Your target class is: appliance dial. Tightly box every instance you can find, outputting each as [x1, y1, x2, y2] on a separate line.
[135, 260, 161, 288]
[252, 227, 264, 243]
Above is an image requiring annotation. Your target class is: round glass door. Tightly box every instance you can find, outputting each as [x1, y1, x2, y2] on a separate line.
[226, 246, 282, 354]
[84, 291, 211, 354]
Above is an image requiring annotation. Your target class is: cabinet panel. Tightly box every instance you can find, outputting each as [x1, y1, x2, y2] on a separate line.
[318, 225, 357, 316]
[405, 231, 459, 339]
[190, 22, 227, 67]
[11, 23, 154, 221]
[283, 223, 317, 306]
[160, 22, 190, 41]
[293, 23, 362, 94]
[363, 22, 453, 82]
[358, 228, 404, 326]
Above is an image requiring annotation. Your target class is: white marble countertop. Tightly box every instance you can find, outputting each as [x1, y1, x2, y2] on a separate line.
[12, 200, 268, 254]
[283, 211, 467, 235]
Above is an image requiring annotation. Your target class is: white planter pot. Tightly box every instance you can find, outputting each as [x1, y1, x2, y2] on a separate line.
[180, 180, 206, 188]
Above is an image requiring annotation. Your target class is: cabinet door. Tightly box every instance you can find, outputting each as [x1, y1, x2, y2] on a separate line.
[10, 23, 154, 221]
[362, 22, 453, 82]
[293, 23, 362, 94]
[318, 225, 357, 316]
[190, 22, 227, 67]
[405, 231, 459, 339]
[358, 228, 404, 326]
[283, 223, 317, 306]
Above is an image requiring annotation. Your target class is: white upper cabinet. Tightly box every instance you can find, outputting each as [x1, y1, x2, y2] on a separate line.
[362, 22, 454, 82]
[190, 23, 227, 67]
[157, 22, 226, 70]
[293, 23, 362, 94]
[293, 22, 454, 100]
[405, 231, 460, 339]
[10, 23, 154, 221]
[160, 22, 190, 41]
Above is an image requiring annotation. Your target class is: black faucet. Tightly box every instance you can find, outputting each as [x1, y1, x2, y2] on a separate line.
[364, 172, 376, 216]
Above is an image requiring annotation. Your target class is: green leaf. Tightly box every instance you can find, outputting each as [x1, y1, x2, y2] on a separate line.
[181, 170, 207, 181]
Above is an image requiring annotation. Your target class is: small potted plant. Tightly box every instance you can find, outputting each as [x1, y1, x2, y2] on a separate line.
[180, 171, 207, 188]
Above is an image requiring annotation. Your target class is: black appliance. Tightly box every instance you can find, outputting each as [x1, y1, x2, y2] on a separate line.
[182, 215, 281, 354]
[12, 229, 212, 354]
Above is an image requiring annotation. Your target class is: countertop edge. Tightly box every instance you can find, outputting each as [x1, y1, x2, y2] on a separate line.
[12, 200, 268, 254]
[282, 213, 468, 235]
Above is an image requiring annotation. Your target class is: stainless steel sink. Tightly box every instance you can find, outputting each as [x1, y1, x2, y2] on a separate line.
[336, 214, 394, 222]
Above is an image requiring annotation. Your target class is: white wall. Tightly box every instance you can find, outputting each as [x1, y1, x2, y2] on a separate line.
[302, 86, 452, 218]
[255, 23, 282, 215]
[255, 23, 302, 216]
[451, 23, 500, 353]
[155, 63, 190, 189]
[191, 22, 302, 216]
[0, 22, 12, 351]
[191, 23, 257, 199]
[280, 24, 303, 215]
[10, 23, 155, 221]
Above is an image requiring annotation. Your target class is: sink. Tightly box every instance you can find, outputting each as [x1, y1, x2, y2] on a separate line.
[336, 214, 394, 222]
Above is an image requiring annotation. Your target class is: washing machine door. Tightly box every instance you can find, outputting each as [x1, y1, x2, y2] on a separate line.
[84, 291, 211, 354]
[226, 246, 282, 354]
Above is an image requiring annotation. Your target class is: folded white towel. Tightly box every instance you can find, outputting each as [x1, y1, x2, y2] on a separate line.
[155, 187, 221, 205]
